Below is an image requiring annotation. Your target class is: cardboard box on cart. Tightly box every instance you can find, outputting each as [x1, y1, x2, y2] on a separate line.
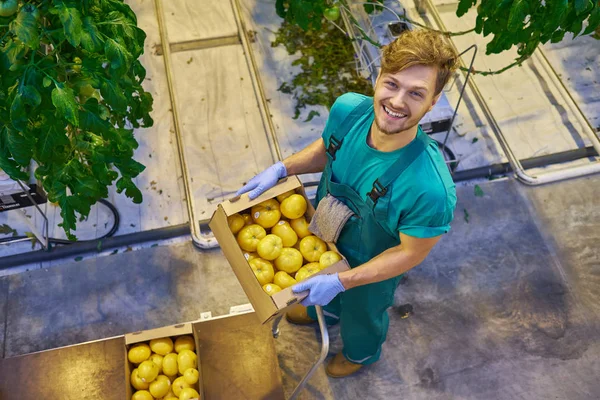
[125, 323, 203, 398]
[209, 175, 350, 323]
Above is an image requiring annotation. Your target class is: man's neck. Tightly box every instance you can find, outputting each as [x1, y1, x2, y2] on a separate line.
[368, 123, 418, 152]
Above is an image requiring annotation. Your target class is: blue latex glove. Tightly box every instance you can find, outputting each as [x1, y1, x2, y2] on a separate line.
[236, 161, 287, 200]
[292, 273, 346, 307]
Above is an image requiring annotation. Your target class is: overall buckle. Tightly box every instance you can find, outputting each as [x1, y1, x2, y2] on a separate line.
[327, 137, 343, 160]
[367, 179, 388, 204]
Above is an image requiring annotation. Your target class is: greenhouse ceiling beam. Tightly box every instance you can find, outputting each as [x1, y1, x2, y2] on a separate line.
[154, 35, 240, 56]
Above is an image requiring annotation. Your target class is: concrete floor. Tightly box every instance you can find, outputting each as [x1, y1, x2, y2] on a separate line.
[0, 176, 599, 399]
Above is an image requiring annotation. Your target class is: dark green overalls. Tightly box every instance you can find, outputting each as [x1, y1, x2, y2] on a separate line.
[307, 97, 430, 364]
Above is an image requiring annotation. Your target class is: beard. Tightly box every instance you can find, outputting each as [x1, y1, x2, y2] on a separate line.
[374, 109, 417, 135]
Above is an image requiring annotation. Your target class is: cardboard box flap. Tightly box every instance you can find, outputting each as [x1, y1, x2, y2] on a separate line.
[125, 322, 192, 345]
[221, 176, 302, 216]
[209, 206, 278, 322]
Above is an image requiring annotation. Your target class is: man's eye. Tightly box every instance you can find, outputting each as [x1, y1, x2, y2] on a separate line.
[411, 91, 423, 98]
[385, 81, 397, 89]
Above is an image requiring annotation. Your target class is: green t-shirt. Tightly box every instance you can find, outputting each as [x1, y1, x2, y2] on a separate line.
[322, 93, 457, 238]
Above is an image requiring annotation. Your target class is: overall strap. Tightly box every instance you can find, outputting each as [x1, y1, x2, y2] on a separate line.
[326, 96, 374, 160]
[367, 132, 431, 206]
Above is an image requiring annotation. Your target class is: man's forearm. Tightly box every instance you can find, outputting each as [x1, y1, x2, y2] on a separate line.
[283, 138, 328, 175]
[338, 245, 428, 290]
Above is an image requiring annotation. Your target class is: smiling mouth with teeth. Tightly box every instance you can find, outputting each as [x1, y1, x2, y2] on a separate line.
[383, 105, 407, 119]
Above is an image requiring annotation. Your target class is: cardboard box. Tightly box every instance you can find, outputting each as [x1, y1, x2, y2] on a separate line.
[125, 323, 202, 399]
[209, 175, 350, 323]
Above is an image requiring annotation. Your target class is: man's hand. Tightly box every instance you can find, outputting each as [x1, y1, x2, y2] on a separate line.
[236, 161, 287, 200]
[292, 273, 345, 306]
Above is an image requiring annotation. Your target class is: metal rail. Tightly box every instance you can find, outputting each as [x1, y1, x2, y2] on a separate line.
[271, 306, 330, 400]
[421, 0, 600, 185]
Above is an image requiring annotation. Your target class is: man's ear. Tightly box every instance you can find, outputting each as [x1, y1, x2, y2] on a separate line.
[428, 93, 442, 112]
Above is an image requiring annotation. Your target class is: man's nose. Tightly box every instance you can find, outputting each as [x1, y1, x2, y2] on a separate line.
[389, 92, 407, 110]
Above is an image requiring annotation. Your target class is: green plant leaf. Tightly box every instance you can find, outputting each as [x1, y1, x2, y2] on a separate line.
[105, 37, 132, 77]
[79, 99, 112, 133]
[508, 0, 529, 32]
[42, 77, 52, 88]
[457, 0, 477, 17]
[583, 5, 600, 35]
[474, 184, 485, 197]
[276, 0, 286, 18]
[80, 16, 103, 52]
[100, 79, 127, 113]
[9, 93, 28, 131]
[35, 124, 69, 164]
[55, 1, 83, 47]
[6, 129, 33, 166]
[51, 83, 79, 127]
[21, 85, 41, 107]
[10, 7, 40, 49]
[116, 176, 142, 203]
[575, 0, 589, 15]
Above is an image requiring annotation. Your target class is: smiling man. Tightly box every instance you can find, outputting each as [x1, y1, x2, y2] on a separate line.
[237, 30, 458, 377]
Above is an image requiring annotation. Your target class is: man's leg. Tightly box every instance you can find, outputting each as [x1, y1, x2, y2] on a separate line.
[339, 275, 400, 365]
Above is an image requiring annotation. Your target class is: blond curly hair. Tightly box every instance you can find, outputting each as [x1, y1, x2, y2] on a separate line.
[380, 29, 458, 95]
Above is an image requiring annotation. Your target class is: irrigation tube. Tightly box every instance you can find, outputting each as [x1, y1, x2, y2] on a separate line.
[422, 0, 600, 185]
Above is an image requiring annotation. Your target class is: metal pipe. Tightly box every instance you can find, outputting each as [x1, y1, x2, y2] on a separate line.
[1, 145, 595, 268]
[289, 305, 329, 400]
[422, 0, 600, 185]
[0, 223, 191, 270]
[154, 0, 217, 250]
[231, 0, 284, 164]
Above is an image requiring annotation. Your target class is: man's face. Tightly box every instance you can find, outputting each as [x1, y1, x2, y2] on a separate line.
[373, 64, 440, 136]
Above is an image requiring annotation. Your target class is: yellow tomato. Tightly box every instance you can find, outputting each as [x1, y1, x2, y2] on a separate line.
[273, 271, 297, 289]
[149, 354, 164, 374]
[179, 387, 202, 400]
[256, 234, 283, 260]
[299, 235, 327, 262]
[128, 343, 151, 364]
[137, 360, 159, 383]
[280, 194, 308, 219]
[274, 248, 303, 274]
[172, 376, 191, 397]
[263, 283, 282, 296]
[290, 216, 312, 238]
[174, 335, 196, 353]
[150, 337, 173, 356]
[183, 368, 199, 385]
[131, 368, 149, 390]
[319, 251, 342, 269]
[162, 353, 179, 376]
[295, 263, 321, 281]
[237, 224, 266, 252]
[251, 199, 281, 228]
[276, 189, 296, 203]
[242, 213, 253, 225]
[178, 349, 197, 375]
[149, 375, 171, 398]
[249, 258, 275, 286]
[243, 251, 258, 262]
[132, 390, 153, 400]
[227, 213, 245, 234]
[271, 220, 298, 247]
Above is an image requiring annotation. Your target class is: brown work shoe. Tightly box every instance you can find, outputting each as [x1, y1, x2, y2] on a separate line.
[285, 304, 316, 325]
[326, 353, 364, 378]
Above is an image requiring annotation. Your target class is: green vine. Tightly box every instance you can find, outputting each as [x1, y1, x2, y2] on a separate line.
[0, 0, 153, 240]
[272, 20, 374, 119]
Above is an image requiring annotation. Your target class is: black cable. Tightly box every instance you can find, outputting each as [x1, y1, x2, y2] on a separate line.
[0, 198, 120, 246]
